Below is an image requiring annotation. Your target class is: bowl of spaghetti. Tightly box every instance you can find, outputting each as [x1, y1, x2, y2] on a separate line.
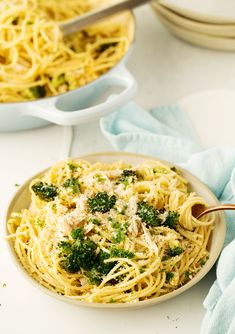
[5, 152, 226, 308]
[0, 0, 136, 132]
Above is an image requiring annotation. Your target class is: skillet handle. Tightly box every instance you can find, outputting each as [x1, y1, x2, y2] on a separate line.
[22, 65, 137, 126]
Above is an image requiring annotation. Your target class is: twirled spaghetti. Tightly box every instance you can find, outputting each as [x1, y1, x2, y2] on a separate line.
[0, 0, 132, 102]
[7, 159, 215, 304]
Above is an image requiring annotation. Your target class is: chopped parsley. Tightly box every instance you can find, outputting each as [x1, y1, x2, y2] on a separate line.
[109, 219, 128, 244]
[112, 228, 126, 244]
[137, 202, 161, 227]
[108, 298, 116, 303]
[109, 218, 120, 229]
[94, 174, 106, 183]
[32, 182, 58, 202]
[88, 192, 116, 213]
[89, 218, 101, 226]
[51, 73, 66, 89]
[63, 178, 80, 194]
[118, 204, 128, 215]
[168, 247, 183, 257]
[35, 218, 45, 229]
[67, 163, 77, 172]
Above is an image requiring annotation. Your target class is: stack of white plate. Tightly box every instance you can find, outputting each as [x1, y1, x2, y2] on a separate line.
[151, 0, 235, 51]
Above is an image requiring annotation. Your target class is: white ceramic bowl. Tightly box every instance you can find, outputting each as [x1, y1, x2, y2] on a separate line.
[5, 152, 226, 309]
[0, 12, 136, 132]
[153, 11, 235, 51]
[153, 2, 235, 37]
[158, 0, 235, 24]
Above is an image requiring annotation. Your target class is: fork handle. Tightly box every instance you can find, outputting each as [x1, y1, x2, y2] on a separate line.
[196, 204, 235, 219]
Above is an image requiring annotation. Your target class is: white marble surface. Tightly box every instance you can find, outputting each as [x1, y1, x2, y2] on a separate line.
[1, 4, 235, 334]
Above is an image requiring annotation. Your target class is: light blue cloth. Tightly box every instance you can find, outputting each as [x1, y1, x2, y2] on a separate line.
[100, 102, 235, 334]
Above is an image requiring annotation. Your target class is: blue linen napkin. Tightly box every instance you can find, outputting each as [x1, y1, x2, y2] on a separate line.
[100, 102, 235, 334]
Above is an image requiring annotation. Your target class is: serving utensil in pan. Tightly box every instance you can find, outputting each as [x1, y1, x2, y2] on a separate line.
[61, 0, 151, 35]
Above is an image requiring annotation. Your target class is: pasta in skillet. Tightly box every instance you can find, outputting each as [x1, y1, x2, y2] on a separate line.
[0, 0, 132, 102]
[7, 159, 214, 303]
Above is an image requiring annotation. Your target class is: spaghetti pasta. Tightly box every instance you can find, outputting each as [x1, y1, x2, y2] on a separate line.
[0, 0, 132, 102]
[7, 159, 215, 304]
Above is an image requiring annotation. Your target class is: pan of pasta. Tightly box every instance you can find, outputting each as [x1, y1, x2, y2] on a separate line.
[0, 0, 136, 132]
[5, 152, 226, 308]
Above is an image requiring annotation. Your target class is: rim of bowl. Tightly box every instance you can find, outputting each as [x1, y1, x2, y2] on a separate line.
[4, 151, 226, 309]
[0, 11, 136, 106]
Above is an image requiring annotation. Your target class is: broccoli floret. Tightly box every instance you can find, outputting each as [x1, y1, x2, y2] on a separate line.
[96, 42, 118, 53]
[58, 241, 72, 253]
[88, 192, 116, 213]
[32, 182, 58, 202]
[85, 250, 116, 285]
[59, 237, 97, 273]
[137, 202, 161, 227]
[166, 272, 174, 282]
[59, 228, 97, 273]
[71, 228, 84, 240]
[110, 247, 135, 259]
[63, 178, 80, 194]
[74, 239, 97, 270]
[86, 268, 103, 285]
[58, 228, 134, 285]
[96, 250, 115, 275]
[60, 249, 81, 273]
[164, 211, 179, 229]
[27, 85, 46, 99]
[118, 170, 137, 184]
[168, 246, 183, 257]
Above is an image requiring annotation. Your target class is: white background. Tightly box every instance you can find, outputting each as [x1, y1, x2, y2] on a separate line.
[1, 4, 235, 334]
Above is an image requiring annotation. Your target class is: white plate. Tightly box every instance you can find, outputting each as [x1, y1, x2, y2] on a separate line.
[152, 2, 235, 37]
[159, 0, 235, 24]
[156, 14, 235, 51]
[177, 90, 235, 148]
[5, 152, 225, 308]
